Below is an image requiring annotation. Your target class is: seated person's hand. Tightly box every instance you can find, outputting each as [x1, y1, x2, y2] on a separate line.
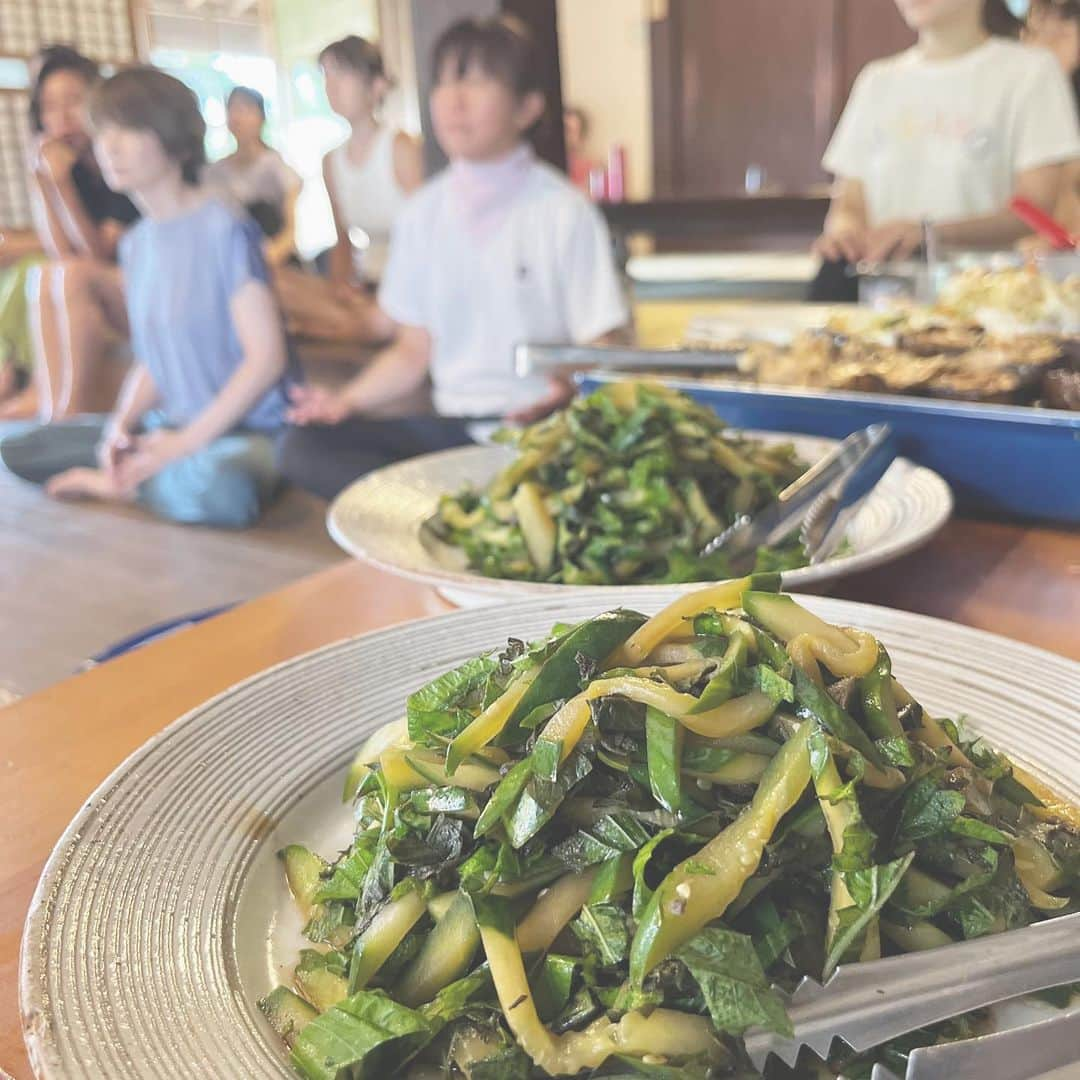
[864, 220, 922, 264]
[38, 137, 78, 181]
[287, 384, 353, 426]
[504, 375, 575, 426]
[330, 279, 362, 306]
[99, 219, 127, 259]
[97, 422, 135, 477]
[1017, 233, 1054, 256]
[115, 428, 195, 491]
[813, 223, 867, 264]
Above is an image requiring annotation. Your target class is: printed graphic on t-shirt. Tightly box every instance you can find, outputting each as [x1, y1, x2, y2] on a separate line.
[871, 107, 998, 161]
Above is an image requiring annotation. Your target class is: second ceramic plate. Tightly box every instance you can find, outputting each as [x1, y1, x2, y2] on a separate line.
[327, 434, 952, 607]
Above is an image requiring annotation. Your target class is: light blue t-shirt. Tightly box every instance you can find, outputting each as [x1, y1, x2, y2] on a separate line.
[119, 197, 288, 433]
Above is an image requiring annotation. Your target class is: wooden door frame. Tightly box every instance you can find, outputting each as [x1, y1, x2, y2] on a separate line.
[650, 0, 844, 198]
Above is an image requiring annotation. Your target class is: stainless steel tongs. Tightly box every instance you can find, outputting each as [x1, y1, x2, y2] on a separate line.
[744, 911, 1080, 1079]
[700, 423, 897, 573]
[513, 342, 743, 376]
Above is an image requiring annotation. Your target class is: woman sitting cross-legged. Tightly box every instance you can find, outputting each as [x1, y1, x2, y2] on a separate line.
[0, 67, 292, 529]
[279, 16, 630, 502]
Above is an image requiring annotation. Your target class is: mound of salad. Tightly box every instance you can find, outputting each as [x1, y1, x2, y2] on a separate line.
[261, 577, 1080, 1078]
[427, 383, 809, 585]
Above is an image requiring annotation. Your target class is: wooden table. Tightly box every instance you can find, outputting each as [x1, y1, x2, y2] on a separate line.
[1, 518, 1077, 1077]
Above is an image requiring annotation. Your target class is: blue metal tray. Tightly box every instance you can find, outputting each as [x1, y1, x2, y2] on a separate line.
[579, 374, 1080, 523]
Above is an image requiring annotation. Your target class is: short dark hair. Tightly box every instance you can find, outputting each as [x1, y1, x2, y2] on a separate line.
[432, 15, 543, 98]
[90, 67, 207, 185]
[318, 35, 386, 82]
[29, 45, 100, 134]
[227, 85, 266, 118]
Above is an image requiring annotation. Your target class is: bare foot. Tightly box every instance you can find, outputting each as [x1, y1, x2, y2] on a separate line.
[46, 467, 134, 502]
[0, 384, 38, 420]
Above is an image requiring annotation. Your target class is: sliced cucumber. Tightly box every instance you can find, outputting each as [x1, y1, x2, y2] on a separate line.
[295, 964, 348, 1012]
[426, 891, 457, 922]
[512, 481, 557, 574]
[395, 891, 480, 1007]
[350, 884, 428, 990]
[258, 986, 317, 1048]
[379, 747, 500, 793]
[279, 845, 328, 919]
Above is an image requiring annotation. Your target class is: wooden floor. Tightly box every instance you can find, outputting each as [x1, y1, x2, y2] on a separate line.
[0, 467, 342, 696]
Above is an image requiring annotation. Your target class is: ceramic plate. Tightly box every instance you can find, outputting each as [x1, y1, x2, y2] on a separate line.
[327, 436, 952, 607]
[21, 592, 1080, 1077]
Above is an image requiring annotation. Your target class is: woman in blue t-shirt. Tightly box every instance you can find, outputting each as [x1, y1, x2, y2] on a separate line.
[0, 67, 291, 528]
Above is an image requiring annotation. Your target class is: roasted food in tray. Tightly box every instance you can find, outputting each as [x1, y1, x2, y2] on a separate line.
[730, 330, 1078, 408]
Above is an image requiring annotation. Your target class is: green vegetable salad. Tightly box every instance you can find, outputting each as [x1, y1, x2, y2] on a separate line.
[261, 577, 1080, 1078]
[428, 382, 809, 585]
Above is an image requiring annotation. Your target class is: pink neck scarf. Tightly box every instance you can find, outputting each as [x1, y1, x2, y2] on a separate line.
[448, 142, 533, 239]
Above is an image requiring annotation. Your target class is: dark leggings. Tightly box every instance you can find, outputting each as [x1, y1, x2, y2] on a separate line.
[277, 415, 476, 501]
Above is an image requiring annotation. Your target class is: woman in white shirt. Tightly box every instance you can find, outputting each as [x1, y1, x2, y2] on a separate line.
[279, 17, 630, 501]
[815, 0, 1080, 273]
[320, 36, 423, 286]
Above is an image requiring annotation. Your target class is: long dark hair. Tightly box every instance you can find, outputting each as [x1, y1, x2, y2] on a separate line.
[28, 45, 100, 134]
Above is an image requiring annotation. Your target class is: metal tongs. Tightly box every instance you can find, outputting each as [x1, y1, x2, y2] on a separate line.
[701, 423, 897, 573]
[744, 911, 1080, 1079]
[514, 342, 742, 376]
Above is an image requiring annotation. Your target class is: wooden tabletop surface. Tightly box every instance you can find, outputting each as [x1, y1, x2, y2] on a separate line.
[2, 516, 1078, 1077]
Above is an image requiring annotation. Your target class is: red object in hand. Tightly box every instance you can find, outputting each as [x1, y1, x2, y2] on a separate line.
[1009, 196, 1076, 250]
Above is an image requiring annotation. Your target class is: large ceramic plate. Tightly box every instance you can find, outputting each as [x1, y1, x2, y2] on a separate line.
[21, 592, 1080, 1078]
[327, 436, 952, 606]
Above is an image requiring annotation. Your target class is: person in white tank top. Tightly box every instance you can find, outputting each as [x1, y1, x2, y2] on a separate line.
[319, 36, 422, 286]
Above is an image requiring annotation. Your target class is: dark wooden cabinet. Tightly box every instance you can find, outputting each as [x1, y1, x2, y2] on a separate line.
[652, 0, 915, 198]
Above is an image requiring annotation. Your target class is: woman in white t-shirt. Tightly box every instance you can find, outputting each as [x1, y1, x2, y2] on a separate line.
[815, 0, 1080, 276]
[279, 16, 630, 501]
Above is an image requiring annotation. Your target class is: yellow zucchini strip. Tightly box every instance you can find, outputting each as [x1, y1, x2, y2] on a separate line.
[789, 629, 878, 680]
[516, 868, 599, 954]
[540, 678, 776, 765]
[1011, 765, 1080, 831]
[605, 576, 756, 668]
[1013, 836, 1070, 910]
[446, 669, 539, 774]
[685, 753, 771, 786]
[479, 919, 724, 1075]
[676, 691, 777, 739]
[629, 723, 813, 983]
